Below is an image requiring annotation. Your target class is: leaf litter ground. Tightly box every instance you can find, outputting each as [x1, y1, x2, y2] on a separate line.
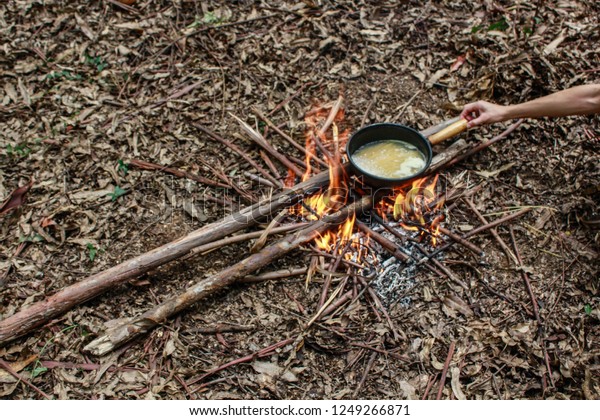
[0, 0, 598, 399]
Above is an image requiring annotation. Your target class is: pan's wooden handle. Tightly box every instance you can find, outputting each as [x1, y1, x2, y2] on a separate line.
[427, 118, 468, 145]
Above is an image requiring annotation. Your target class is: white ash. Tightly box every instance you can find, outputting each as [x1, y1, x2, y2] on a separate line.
[369, 222, 447, 306]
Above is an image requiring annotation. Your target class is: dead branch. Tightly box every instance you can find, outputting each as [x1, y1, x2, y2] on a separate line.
[464, 208, 531, 239]
[241, 267, 308, 283]
[353, 344, 380, 398]
[183, 223, 309, 261]
[508, 227, 542, 325]
[192, 123, 283, 189]
[438, 226, 484, 255]
[186, 323, 255, 334]
[232, 113, 304, 178]
[436, 341, 456, 400]
[465, 199, 518, 264]
[0, 358, 52, 399]
[509, 226, 555, 389]
[187, 337, 294, 388]
[252, 106, 328, 168]
[129, 159, 229, 189]
[83, 196, 374, 356]
[0, 168, 336, 346]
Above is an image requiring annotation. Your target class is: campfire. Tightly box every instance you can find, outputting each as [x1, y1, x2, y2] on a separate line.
[288, 100, 449, 303]
[0, 96, 529, 367]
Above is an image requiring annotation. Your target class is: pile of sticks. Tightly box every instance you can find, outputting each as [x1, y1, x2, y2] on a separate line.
[0, 98, 526, 366]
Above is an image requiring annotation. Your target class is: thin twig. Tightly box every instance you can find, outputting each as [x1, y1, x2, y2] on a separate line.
[318, 95, 344, 137]
[192, 123, 283, 188]
[186, 323, 255, 334]
[232, 113, 304, 178]
[252, 106, 328, 168]
[353, 345, 380, 398]
[183, 223, 309, 260]
[436, 341, 456, 400]
[242, 267, 308, 283]
[509, 226, 555, 389]
[508, 227, 542, 327]
[422, 373, 439, 400]
[465, 199, 517, 264]
[267, 82, 313, 116]
[186, 337, 294, 387]
[0, 358, 52, 399]
[130, 159, 229, 189]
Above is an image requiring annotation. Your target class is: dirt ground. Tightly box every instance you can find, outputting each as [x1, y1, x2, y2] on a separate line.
[1, 0, 599, 400]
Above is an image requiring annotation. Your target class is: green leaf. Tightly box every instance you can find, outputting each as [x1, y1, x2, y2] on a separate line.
[31, 366, 48, 378]
[87, 243, 97, 262]
[108, 185, 127, 201]
[118, 159, 129, 175]
[584, 304, 592, 315]
[471, 25, 482, 34]
[85, 54, 108, 72]
[203, 11, 221, 24]
[19, 234, 45, 243]
[488, 18, 509, 32]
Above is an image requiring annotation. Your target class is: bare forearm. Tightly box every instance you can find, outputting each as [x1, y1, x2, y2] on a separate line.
[502, 84, 600, 120]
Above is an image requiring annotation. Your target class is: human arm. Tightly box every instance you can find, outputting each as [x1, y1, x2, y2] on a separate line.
[460, 84, 600, 127]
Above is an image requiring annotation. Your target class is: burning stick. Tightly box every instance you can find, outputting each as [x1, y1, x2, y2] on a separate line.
[356, 221, 410, 262]
[84, 196, 374, 356]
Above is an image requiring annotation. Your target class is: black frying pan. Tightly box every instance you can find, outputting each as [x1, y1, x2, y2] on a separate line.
[346, 118, 468, 187]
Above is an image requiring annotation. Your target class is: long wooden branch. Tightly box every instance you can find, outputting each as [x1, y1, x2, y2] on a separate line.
[0, 167, 337, 346]
[84, 195, 375, 356]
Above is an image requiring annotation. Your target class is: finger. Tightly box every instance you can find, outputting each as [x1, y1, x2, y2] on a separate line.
[461, 103, 480, 120]
[468, 115, 486, 127]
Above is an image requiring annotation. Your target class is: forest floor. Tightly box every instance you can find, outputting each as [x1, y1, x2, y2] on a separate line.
[0, 0, 599, 400]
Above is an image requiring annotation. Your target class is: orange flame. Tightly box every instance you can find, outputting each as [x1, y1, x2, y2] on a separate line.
[378, 175, 444, 245]
[313, 213, 365, 262]
[295, 100, 363, 258]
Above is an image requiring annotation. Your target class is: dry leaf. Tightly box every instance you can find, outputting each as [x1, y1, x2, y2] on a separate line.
[543, 30, 566, 55]
[475, 162, 515, 178]
[0, 180, 33, 215]
[17, 78, 31, 106]
[0, 354, 38, 383]
[451, 367, 466, 400]
[450, 55, 466, 72]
